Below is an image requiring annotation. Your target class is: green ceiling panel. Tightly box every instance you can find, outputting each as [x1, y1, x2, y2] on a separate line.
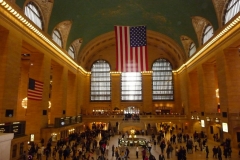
[15, 0, 218, 52]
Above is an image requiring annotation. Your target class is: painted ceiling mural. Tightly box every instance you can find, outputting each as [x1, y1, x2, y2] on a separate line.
[15, 0, 220, 69]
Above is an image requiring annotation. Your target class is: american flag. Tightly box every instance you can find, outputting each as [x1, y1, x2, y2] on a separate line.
[27, 78, 44, 100]
[115, 25, 148, 72]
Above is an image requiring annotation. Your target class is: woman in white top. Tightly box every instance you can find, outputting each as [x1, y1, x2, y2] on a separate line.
[106, 144, 109, 156]
[136, 146, 139, 158]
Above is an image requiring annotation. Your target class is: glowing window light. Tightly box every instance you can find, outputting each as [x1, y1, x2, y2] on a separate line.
[21, 97, 51, 109]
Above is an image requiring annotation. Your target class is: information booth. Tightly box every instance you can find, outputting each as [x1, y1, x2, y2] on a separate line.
[119, 138, 146, 146]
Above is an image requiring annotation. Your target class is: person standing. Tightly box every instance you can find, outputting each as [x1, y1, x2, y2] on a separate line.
[154, 140, 157, 150]
[36, 147, 42, 160]
[58, 147, 63, 160]
[159, 153, 165, 160]
[105, 144, 109, 156]
[136, 146, 139, 158]
[166, 145, 171, 159]
[125, 147, 130, 160]
[142, 147, 146, 160]
[160, 141, 166, 154]
[217, 146, 222, 160]
[115, 147, 119, 160]
[205, 146, 209, 158]
[212, 146, 217, 158]
[112, 145, 115, 157]
[148, 141, 152, 153]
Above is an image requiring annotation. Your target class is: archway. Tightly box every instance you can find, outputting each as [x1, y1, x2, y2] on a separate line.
[123, 106, 140, 120]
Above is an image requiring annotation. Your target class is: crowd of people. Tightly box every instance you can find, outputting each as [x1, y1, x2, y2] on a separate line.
[20, 123, 235, 160]
[22, 126, 113, 160]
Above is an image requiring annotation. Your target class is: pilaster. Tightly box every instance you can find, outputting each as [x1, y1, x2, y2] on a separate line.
[0, 29, 21, 122]
[50, 65, 68, 123]
[142, 72, 152, 113]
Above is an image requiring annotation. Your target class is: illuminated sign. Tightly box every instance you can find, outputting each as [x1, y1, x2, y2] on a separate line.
[222, 123, 228, 132]
[30, 134, 34, 141]
[201, 120, 205, 127]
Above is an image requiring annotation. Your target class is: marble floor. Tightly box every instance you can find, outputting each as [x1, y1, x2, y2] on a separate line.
[38, 133, 239, 160]
[104, 134, 238, 160]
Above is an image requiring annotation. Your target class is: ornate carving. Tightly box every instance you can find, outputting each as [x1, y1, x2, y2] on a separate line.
[55, 20, 73, 49]
[71, 38, 83, 61]
[192, 16, 210, 46]
[34, 0, 54, 32]
[180, 35, 193, 57]
[212, 0, 228, 27]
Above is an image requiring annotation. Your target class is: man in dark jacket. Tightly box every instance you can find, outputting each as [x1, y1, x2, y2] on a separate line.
[159, 153, 165, 160]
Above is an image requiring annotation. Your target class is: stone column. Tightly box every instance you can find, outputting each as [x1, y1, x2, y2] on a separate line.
[17, 59, 31, 120]
[178, 69, 190, 115]
[201, 63, 218, 113]
[26, 53, 51, 142]
[50, 65, 67, 123]
[216, 49, 240, 138]
[188, 70, 200, 112]
[142, 72, 152, 113]
[111, 73, 121, 111]
[0, 29, 21, 122]
[66, 72, 77, 116]
[76, 71, 87, 115]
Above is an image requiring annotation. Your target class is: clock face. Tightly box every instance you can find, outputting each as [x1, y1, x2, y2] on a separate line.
[61, 122, 65, 125]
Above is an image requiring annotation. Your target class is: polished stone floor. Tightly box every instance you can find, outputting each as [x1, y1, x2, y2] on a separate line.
[38, 133, 239, 160]
[105, 134, 238, 160]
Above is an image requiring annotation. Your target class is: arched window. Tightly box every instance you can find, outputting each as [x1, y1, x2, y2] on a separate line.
[202, 25, 213, 44]
[121, 72, 142, 101]
[224, 0, 240, 24]
[91, 60, 111, 101]
[152, 59, 174, 100]
[68, 45, 75, 59]
[52, 29, 63, 48]
[189, 42, 196, 57]
[24, 2, 43, 30]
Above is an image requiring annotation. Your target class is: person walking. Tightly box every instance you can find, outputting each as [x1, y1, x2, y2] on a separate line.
[112, 145, 115, 157]
[142, 148, 146, 160]
[217, 146, 222, 160]
[205, 146, 209, 158]
[136, 146, 139, 158]
[166, 145, 171, 159]
[159, 153, 165, 160]
[115, 147, 119, 160]
[212, 146, 217, 158]
[154, 140, 157, 150]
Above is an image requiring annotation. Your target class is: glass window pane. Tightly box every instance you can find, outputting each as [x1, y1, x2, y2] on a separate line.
[202, 25, 213, 44]
[224, 0, 240, 24]
[91, 60, 111, 101]
[68, 45, 75, 59]
[152, 59, 174, 100]
[52, 30, 63, 47]
[121, 72, 142, 101]
[24, 2, 43, 30]
[189, 42, 196, 57]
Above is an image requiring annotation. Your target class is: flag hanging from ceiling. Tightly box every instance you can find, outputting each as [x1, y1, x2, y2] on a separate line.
[27, 78, 44, 101]
[115, 25, 148, 72]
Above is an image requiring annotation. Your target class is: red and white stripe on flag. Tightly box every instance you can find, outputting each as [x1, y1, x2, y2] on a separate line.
[115, 25, 148, 72]
[27, 78, 44, 101]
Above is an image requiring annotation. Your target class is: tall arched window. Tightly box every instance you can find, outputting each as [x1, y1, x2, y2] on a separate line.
[224, 0, 240, 24]
[152, 59, 174, 100]
[202, 25, 213, 44]
[68, 45, 75, 59]
[91, 60, 111, 101]
[52, 29, 63, 48]
[189, 42, 196, 57]
[121, 72, 142, 101]
[24, 2, 43, 30]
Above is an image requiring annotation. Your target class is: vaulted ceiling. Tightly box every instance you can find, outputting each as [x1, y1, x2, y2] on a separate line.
[15, 0, 219, 69]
